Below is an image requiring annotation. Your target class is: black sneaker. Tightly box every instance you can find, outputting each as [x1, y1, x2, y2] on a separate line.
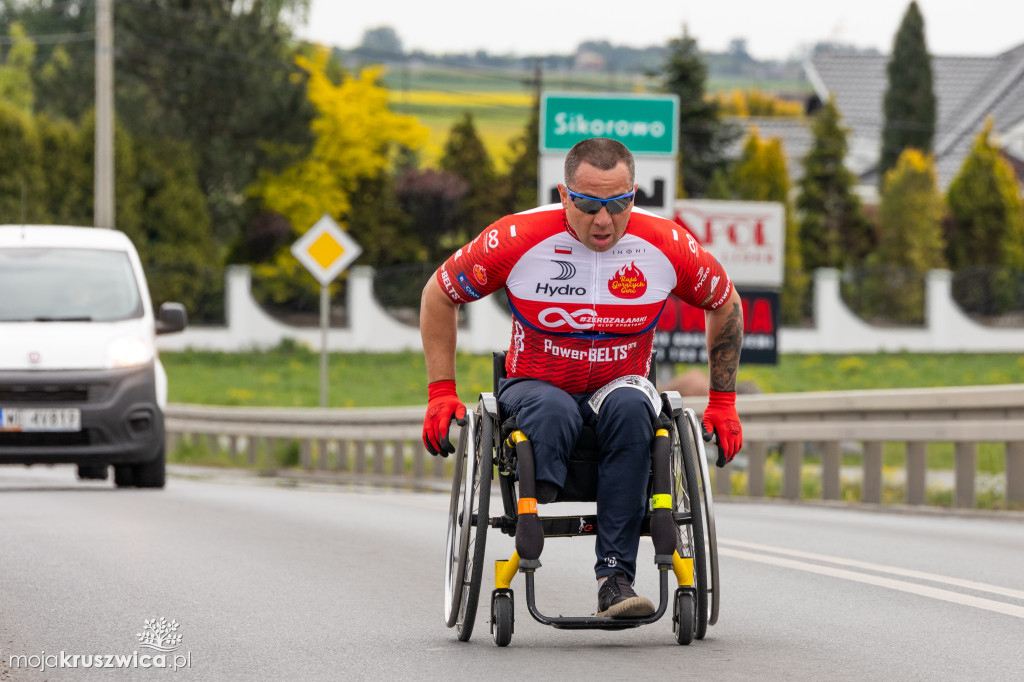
[596, 572, 655, 617]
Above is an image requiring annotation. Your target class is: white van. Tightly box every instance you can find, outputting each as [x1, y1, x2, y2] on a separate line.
[0, 225, 187, 488]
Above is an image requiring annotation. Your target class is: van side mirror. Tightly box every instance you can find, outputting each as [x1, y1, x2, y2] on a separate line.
[156, 302, 188, 335]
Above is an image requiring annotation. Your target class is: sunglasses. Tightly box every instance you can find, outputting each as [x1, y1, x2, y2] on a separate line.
[565, 188, 636, 215]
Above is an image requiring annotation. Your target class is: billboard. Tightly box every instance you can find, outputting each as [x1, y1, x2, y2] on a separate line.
[674, 199, 785, 288]
[653, 288, 779, 365]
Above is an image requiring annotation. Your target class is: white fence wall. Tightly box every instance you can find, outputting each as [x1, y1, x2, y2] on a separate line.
[156, 265, 1024, 355]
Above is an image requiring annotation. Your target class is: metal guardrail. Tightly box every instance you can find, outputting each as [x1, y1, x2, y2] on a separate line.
[165, 384, 1024, 508]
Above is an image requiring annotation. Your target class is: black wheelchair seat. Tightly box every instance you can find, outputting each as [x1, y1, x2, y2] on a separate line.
[498, 414, 601, 503]
[494, 350, 657, 503]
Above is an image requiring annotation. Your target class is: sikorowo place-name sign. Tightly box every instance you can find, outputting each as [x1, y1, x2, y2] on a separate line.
[540, 93, 679, 156]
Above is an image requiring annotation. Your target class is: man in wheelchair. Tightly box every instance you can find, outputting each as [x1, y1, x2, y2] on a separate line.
[421, 137, 743, 619]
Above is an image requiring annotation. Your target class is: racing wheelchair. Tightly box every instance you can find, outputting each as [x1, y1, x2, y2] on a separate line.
[443, 352, 719, 646]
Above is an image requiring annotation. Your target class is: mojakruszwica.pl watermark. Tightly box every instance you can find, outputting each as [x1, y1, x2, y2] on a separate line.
[5, 617, 192, 673]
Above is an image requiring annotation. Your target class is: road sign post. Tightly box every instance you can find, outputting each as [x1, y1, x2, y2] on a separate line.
[291, 214, 363, 407]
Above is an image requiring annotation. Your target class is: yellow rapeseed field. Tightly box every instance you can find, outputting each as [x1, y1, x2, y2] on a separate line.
[387, 89, 534, 171]
[389, 90, 534, 109]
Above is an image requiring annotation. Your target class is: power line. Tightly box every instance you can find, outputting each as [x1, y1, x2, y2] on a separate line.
[0, 30, 92, 44]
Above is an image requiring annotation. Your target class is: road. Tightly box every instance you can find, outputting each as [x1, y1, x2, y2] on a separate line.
[1, 465, 1022, 681]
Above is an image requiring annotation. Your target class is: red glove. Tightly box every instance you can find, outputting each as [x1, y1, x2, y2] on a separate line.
[423, 380, 466, 457]
[702, 390, 743, 467]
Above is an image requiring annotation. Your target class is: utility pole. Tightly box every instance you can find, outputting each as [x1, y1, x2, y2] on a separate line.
[94, 0, 115, 229]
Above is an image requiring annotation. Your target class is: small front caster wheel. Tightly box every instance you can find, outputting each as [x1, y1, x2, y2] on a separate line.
[673, 589, 696, 645]
[491, 590, 514, 647]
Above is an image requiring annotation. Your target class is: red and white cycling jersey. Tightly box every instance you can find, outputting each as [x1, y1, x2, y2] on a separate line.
[437, 204, 733, 394]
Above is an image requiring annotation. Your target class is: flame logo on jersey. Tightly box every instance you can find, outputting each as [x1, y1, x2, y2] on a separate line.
[607, 262, 647, 299]
[473, 264, 487, 285]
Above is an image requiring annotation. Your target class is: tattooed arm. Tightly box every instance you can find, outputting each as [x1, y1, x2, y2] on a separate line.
[701, 286, 744, 463]
[705, 287, 743, 392]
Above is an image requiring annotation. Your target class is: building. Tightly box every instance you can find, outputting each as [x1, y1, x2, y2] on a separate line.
[805, 43, 1024, 193]
[727, 43, 1024, 203]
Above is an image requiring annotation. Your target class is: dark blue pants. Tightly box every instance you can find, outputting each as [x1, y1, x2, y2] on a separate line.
[497, 378, 657, 581]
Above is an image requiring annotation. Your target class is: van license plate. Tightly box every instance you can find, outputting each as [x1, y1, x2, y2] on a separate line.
[0, 408, 82, 432]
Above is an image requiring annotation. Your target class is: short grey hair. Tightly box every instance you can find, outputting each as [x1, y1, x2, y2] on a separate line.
[564, 137, 636, 187]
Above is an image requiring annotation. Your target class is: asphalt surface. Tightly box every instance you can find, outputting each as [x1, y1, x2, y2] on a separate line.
[1, 464, 1023, 681]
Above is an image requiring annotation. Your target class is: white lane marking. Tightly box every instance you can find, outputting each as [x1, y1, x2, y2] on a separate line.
[721, 538, 1024, 601]
[721, 548, 1024, 620]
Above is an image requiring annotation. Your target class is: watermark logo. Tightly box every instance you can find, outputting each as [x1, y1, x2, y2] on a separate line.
[137, 617, 183, 652]
[5, 617, 192, 673]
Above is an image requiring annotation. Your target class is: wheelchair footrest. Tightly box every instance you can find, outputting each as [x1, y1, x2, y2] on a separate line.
[521, 567, 671, 629]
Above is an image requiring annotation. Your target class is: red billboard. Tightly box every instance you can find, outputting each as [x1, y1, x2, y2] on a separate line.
[653, 288, 779, 365]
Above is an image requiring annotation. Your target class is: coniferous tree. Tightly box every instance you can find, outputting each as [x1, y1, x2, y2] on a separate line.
[440, 112, 501, 239]
[863, 149, 946, 322]
[662, 27, 737, 198]
[879, 1, 935, 181]
[797, 97, 873, 271]
[503, 97, 540, 213]
[946, 119, 1024, 269]
[732, 129, 808, 324]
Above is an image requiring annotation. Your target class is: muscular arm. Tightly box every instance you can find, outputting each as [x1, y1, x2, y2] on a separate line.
[705, 287, 743, 392]
[420, 275, 461, 383]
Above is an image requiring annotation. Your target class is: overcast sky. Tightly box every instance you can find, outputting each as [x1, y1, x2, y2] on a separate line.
[294, 0, 1024, 61]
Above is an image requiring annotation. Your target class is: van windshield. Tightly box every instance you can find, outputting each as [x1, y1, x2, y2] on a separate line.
[0, 248, 144, 322]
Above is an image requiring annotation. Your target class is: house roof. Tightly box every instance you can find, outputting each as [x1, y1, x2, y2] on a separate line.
[725, 117, 815, 185]
[806, 43, 1024, 189]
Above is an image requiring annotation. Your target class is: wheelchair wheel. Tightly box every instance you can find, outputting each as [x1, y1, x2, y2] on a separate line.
[443, 407, 494, 640]
[673, 408, 718, 639]
[491, 590, 514, 647]
[684, 407, 720, 627]
[673, 589, 696, 645]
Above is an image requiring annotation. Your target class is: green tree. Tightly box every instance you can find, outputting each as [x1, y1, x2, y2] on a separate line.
[345, 172, 423, 268]
[946, 119, 1024, 269]
[502, 96, 540, 213]
[248, 49, 427, 303]
[0, 21, 35, 111]
[879, 1, 935, 180]
[132, 135, 221, 319]
[864, 149, 946, 321]
[440, 111, 501, 239]
[78, 110, 144, 236]
[661, 26, 737, 198]
[0, 2, 94, 120]
[36, 112, 90, 226]
[797, 97, 873, 271]
[0, 98, 44, 223]
[117, 0, 314, 247]
[731, 128, 808, 324]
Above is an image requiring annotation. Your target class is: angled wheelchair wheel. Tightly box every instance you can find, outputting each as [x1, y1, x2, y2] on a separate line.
[443, 406, 494, 640]
[455, 407, 494, 641]
[673, 408, 719, 639]
[683, 408, 720, 628]
[444, 410, 471, 628]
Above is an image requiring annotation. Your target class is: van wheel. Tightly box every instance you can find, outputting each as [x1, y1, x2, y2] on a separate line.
[77, 464, 108, 480]
[132, 446, 166, 489]
[113, 465, 134, 488]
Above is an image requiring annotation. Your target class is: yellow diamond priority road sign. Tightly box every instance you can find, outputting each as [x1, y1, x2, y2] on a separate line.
[291, 214, 363, 285]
